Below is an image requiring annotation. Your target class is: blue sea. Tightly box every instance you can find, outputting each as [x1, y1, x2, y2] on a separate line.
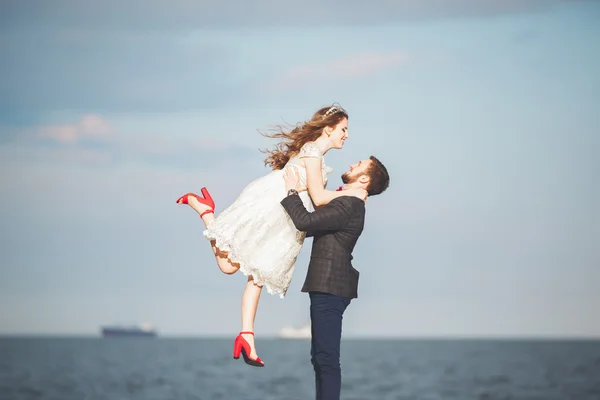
[1, 338, 599, 400]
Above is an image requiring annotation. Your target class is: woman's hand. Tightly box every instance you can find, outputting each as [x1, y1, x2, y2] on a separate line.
[283, 167, 302, 193]
[345, 188, 368, 202]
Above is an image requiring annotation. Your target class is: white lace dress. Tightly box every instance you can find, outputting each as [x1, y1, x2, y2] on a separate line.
[203, 142, 332, 298]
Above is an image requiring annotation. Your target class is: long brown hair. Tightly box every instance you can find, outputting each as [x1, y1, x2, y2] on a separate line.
[260, 105, 349, 170]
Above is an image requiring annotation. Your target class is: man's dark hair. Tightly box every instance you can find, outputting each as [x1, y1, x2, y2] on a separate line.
[366, 156, 390, 196]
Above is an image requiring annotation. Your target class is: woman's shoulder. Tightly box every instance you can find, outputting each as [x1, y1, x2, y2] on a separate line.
[300, 140, 317, 149]
[299, 141, 322, 158]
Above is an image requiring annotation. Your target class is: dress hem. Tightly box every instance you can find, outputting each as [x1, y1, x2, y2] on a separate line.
[203, 229, 288, 299]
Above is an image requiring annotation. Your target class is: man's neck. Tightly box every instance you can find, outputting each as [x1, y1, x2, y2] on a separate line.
[342, 182, 361, 191]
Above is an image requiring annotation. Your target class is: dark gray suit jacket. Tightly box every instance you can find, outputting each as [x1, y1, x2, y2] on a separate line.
[280, 193, 365, 299]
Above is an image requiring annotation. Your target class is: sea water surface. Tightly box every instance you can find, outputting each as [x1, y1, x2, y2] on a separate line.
[1, 337, 599, 400]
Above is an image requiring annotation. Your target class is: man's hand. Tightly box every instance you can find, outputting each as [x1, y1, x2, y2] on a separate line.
[284, 166, 302, 193]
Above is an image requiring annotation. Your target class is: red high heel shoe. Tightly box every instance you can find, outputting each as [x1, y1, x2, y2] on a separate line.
[233, 331, 264, 367]
[176, 187, 215, 217]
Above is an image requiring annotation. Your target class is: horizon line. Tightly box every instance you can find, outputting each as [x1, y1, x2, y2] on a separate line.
[1, 333, 599, 341]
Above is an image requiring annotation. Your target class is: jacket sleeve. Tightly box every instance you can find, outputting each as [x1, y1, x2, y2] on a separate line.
[280, 194, 352, 232]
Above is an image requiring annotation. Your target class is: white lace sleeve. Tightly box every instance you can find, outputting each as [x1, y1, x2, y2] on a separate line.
[298, 142, 322, 159]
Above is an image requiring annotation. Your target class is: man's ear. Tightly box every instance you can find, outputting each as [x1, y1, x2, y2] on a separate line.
[358, 175, 370, 184]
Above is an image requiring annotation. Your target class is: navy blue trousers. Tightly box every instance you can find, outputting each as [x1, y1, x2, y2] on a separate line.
[309, 291, 352, 400]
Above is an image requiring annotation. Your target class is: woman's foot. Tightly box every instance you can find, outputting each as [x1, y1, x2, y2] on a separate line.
[233, 331, 264, 367]
[241, 332, 259, 359]
[184, 195, 212, 216]
[176, 188, 215, 217]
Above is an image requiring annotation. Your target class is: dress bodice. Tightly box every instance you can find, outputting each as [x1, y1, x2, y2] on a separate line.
[285, 141, 333, 189]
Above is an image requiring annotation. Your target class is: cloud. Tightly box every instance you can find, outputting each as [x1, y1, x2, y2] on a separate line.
[4, 114, 261, 170]
[0, 27, 241, 117]
[270, 51, 409, 91]
[37, 114, 114, 144]
[0, 1, 588, 31]
[0, 0, 593, 116]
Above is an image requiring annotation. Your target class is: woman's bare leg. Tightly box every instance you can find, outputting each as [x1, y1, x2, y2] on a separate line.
[180, 196, 240, 275]
[179, 195, 264, 360]
[241, 276, 263, 359]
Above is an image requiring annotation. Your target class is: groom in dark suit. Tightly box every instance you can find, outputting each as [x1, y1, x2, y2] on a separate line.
[281, 156, 390, 400]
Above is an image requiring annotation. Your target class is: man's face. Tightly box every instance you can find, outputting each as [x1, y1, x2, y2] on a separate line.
[341, 159, 372, 184]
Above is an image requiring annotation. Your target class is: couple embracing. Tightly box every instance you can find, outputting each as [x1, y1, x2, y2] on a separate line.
[177, 104, 390, 399]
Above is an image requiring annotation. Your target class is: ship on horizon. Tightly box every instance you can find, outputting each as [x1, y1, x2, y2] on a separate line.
[277, 323, 311, 339]
[100, 323, 158, 338]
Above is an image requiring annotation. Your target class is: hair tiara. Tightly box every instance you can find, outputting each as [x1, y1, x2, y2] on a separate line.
[322, 103, 346, 119]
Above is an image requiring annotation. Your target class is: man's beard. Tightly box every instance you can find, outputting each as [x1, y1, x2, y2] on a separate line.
[341, 172, 358, 184]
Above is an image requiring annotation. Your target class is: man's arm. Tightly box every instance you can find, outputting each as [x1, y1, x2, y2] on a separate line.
[281, 194, 352, 232]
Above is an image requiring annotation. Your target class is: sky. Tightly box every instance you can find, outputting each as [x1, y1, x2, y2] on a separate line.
[1, 0, 599, 338]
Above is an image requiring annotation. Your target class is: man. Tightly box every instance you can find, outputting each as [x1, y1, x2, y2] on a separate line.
[281, 156, 390, 400]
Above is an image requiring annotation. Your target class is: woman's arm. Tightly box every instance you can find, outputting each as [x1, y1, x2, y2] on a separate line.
[282, 166, 352, 231]
[303, 157, 350, 207]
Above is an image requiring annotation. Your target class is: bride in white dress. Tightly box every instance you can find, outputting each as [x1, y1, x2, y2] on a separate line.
[176, 105, 367, 366]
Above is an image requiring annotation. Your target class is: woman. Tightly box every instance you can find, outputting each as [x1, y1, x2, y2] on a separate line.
[176, 105, 367, 367]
